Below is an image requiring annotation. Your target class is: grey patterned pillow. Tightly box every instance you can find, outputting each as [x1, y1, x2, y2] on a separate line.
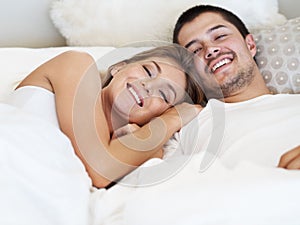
[253, 17, 300, 94]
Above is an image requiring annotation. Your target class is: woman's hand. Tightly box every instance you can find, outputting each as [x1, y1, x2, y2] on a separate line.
[113, 103, 202, 139]
[278, 145, 300, 169]
[162, 103, 203, 130]
[112, 123, 164, 159]
[112, 123, 140, 139]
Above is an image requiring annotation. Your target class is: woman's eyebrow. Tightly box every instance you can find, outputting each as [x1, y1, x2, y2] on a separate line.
[167, 83, 176, 102]
[152, 60, 161, 73]
[152, 60, 178, 102]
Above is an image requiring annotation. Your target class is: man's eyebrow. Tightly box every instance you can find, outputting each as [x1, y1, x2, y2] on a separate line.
[185, 40, 197, 49]
[208, 24, 226, 33]
[184, 24, 227, 49]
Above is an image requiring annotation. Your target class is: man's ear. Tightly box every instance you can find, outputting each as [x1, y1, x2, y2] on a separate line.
[245, 34, 257, 57]
[110, 61, 127, 76]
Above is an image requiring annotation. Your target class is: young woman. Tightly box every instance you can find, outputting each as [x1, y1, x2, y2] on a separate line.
[14, 44, 204, 188]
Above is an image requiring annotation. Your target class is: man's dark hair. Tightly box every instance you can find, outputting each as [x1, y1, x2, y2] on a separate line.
[173, 5, 250, 44]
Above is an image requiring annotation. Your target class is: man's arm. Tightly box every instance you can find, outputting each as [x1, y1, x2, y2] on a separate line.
[278, 145, 300, 169]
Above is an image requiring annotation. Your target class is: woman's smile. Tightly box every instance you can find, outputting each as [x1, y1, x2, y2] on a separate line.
[127, 83, 144, 107]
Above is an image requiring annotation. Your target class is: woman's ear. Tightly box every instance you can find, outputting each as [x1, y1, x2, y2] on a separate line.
[245, 34, 257, 57]
[110, 61, 127, 76]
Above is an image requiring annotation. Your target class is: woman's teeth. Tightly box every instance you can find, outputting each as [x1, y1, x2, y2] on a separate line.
[128, 86, 142, 106]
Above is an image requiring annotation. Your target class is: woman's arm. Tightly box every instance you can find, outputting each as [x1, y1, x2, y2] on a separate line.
[18, 51, 201, 188]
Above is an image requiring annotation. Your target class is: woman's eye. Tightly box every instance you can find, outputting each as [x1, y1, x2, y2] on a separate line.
[159, 90, 169, 104]
[143, 65, 153, 77]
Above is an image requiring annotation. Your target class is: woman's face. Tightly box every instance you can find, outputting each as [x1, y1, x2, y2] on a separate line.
[106, 58, 187, 126]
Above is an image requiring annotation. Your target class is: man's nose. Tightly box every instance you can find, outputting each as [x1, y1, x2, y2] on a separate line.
[205, 46, 220, 59]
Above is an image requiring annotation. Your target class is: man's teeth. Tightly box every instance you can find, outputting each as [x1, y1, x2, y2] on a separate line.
[128, 86, 142, 106]
[212, 58, 231, 72]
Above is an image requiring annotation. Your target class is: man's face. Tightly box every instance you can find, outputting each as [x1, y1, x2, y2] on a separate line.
[177, 12, 257, 98]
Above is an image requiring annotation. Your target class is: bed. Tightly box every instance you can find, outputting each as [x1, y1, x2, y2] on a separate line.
[0, 0, 300, 225]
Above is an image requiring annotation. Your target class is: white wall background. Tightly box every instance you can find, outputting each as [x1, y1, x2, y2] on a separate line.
[278, 0, 300, 19]
[0, 0, 65, 47]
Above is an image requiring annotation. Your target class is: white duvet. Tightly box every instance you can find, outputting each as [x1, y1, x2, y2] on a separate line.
[91, 94, 300, 225]
[89, 154, 300, 225]
[121, 156, 300, 225]
[0, 103, 92, 225]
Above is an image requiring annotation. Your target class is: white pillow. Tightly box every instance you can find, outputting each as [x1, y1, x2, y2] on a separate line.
[50, 0, 287, 47]
[0, 47, 115, 101]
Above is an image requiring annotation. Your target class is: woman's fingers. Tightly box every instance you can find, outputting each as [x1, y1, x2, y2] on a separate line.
[174, 102, 203, 126]
[112, 123, 140, 139]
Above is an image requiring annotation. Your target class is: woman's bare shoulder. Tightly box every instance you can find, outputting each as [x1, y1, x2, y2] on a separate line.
[17, 50, 95, 92]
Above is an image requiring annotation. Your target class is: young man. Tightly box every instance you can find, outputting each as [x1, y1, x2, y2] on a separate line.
[170, 5, 300, 170]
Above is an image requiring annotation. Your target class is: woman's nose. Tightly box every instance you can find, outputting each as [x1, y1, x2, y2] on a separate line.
[141, 78, 162, 97]
[141, 79, 152, 95]
[205, 46, 220, 59]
